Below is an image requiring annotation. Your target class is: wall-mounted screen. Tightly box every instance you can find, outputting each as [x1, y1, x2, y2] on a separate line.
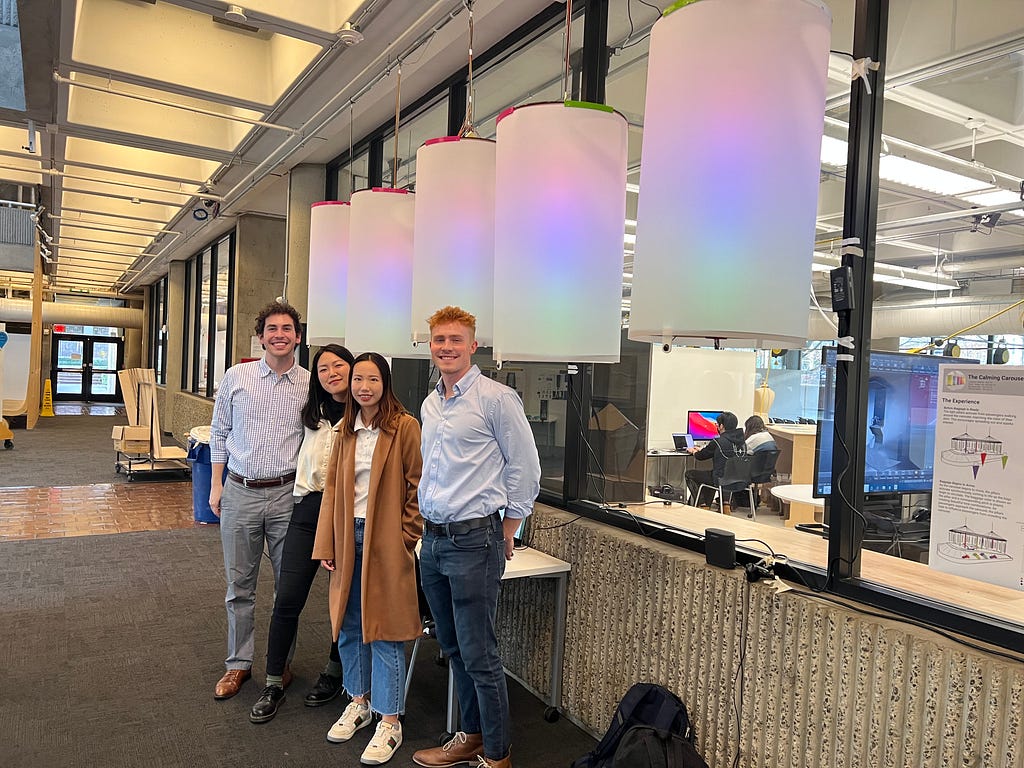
[814, 348, 977, 496]
[687, 410, 723, 441]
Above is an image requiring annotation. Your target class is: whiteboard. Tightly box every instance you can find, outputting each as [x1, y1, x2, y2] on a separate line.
[2, 331, 31, 402]
[647, 347, 756, 451]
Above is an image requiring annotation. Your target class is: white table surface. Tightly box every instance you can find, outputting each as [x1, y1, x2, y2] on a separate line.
[770, 483, 825, 507]
[505, 546, 571, 579]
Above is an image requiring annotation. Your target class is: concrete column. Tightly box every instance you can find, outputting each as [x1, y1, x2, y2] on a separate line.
[284, 164, 327, 319]
[164, 260, 186, 429]
[234, 214, 287, 364]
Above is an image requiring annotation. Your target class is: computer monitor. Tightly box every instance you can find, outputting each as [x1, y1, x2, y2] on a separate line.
[687, 410, 723, 441]
[814, 348, 978, 497]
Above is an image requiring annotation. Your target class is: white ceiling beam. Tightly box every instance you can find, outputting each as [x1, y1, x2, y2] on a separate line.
[57, 122, 239, 165]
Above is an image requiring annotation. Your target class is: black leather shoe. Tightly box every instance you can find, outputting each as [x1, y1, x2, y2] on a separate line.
[249, 685, 286, 724]
[303, 673, 343, 707]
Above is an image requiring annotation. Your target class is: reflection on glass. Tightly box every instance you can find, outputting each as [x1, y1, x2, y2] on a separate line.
[198, 249, 212, 392]
[92, 342, 118, 371]
[56, 371, 82, 395]
[91, 373, 117, 396]
[214, 241, 230, 392]
[57, 340, 85, 369]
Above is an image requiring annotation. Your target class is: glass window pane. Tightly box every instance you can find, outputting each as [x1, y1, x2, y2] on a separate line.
[91, 342, 118, 371]
[91, 372, 117, 396]
[56, 371, 82, 395]
[197, 249, 212, 393]
[214, 239, 230, 391]
[382, 97, 448, 189]
[57, 340, 85, 369]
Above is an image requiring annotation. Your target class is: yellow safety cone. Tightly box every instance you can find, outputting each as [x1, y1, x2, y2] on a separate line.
[40, 379, 55, 417]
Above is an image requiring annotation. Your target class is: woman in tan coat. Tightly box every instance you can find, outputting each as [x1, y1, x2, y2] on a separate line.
[312, 352, 422, 765]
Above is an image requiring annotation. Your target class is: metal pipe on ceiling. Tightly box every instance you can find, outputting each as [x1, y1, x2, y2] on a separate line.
[0, 298, 143, 328]
[0, 163, 220, 201]
[48, 214, 177, 236]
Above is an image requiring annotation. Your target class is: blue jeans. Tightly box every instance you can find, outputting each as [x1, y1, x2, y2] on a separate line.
[337, 518, 406, 715]
[420, 515, 508, 761]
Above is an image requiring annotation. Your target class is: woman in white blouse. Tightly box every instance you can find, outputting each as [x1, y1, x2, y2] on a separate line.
[313, 352, 423, 765]
[249, 344, 354, 724]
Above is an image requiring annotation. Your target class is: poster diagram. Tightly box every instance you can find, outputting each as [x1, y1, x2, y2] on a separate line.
[930, 365, 1024, 592]
[936, 523, 1012, 563]
[939, 429, 1010, 479]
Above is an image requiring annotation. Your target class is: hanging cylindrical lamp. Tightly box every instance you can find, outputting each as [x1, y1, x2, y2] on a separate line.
[306, 201, 350, 345]
[411, 137, 496, 346]
[629, 0, 832, 348]
[492, 101, 628, 364]
[345, 188, 424, 357]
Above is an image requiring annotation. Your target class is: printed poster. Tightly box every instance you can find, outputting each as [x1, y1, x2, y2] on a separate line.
[930, 365, 1024, 591]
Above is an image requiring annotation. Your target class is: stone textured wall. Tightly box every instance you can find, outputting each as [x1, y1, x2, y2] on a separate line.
[164, 391, 214, 443]
[499, 506, 1023, 768]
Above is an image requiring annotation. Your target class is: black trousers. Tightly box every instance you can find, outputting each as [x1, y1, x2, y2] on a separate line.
[265, 491, 340, 677]
[684, 468, 716, 506]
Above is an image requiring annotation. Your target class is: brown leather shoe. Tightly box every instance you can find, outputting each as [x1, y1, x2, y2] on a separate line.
[412, 731, 484, 767]
[282, 665, 293, 690]
[478, 751, 512, 768]
[214, 669, 251, 700]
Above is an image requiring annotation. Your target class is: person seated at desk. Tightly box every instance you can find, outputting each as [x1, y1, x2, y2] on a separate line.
[744, 415, 777, 453]
[684, 411, 745, 507]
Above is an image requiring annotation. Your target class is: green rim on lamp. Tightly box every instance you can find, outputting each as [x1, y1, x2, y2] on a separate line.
[563, 100, 615, 113]
[664, 0, 702, 17]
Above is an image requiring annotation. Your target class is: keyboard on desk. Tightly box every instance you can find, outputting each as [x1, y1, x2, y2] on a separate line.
[692, 440, 710, 450]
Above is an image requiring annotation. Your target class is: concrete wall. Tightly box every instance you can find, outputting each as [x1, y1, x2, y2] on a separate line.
[233, 214, 287, 364]
[284, 164, 325, 318]
[502, 506, 1024, 768]
[164, 390, 214, 442]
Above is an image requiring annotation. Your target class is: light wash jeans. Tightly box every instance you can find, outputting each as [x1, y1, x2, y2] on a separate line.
[337, 518, 406, 715]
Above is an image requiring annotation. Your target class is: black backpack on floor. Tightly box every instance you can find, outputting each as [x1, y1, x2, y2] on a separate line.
[570, 683, 707, 768]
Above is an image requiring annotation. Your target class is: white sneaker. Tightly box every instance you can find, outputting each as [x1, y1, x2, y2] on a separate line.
[327, 701, 372, 743]
[360, 720, 402, 765]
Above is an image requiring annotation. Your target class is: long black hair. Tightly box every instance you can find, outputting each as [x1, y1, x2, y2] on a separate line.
[342, 352, 409, 435]
[301, 344, 355, 429]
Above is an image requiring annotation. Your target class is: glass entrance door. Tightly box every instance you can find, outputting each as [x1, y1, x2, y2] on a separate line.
[52, 335, 123, 402]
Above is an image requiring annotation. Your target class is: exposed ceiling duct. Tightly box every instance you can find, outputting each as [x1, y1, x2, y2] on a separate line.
[0, 298, 143, 329]
[808, 296, 1024, 341]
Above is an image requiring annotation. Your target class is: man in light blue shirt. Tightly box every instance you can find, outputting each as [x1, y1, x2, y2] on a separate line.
[208, 301, 309, 701]
[412, 306, 540, 768]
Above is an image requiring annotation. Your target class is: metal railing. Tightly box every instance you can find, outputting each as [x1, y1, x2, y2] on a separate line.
[0, 205, 33, 245]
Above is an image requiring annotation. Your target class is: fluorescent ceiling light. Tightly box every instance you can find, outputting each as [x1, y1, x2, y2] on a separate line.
[812, 252, 960, 291]
[962, 189, 1023, 218]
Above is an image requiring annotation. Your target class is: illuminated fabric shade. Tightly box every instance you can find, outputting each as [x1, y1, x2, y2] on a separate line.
[629, 0, 832, 348]
[306, 201, 350, 345]
[345, 188, 425, 358]
[493, 101, 628, 364]
[412, 136, 495, 346]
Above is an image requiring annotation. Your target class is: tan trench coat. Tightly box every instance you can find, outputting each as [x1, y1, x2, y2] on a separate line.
[312, 412, 423, 643]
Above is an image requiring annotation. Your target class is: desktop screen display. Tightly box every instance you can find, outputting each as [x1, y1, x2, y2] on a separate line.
[687, 410, 723, 441]
[814, 348, 977, 496]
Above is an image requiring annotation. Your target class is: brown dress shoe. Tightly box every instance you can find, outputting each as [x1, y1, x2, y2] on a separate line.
[412, 731, 484, 767]
[214, 669, 251, 700]
[478, 751, 512, 768]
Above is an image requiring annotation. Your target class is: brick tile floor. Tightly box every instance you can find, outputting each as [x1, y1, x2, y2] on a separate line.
[0, 481, 207, 541]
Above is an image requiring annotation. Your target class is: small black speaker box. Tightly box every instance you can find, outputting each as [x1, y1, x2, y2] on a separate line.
[705, 528, 736, 570]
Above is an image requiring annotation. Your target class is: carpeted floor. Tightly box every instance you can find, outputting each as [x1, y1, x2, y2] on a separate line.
[0, 415, 187, 488]
[0, 527, 595, 767]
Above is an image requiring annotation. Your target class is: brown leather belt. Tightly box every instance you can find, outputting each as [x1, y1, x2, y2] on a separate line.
[227, 471, 296, 489]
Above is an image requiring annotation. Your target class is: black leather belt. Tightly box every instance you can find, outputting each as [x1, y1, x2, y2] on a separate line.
[423, 512, 500, 538]
[228, 471, 296, 489]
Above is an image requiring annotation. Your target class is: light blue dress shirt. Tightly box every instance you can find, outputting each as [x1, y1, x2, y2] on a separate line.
[419, 365, 541, 524]
[210, 358, 309, 479]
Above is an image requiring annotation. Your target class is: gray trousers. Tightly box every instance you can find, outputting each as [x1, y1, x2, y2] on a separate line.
[219, 479, 293, 670]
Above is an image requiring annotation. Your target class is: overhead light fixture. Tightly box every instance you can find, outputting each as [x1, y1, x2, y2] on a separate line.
[630, 0, 831, 349]
[943, 340, 962, 358]
[306, 201, 350, 345]
[811, 252, 960, 291]
[225, 5, 247, 23]
[337, 22, 364, 46]
[993, 340, 1010, 365]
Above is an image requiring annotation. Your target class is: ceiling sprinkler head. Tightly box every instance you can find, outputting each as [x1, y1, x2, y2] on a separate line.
[337, 22, 364, 46]
[225, 5, 247, 23]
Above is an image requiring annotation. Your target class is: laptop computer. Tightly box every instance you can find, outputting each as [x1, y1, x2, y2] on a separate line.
[671, 433, 694, 452]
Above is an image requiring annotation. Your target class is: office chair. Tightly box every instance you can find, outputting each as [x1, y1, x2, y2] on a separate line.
[861, 510, 930, 560]
[747, 449, 781, 520]
[696, 454, 755, 517]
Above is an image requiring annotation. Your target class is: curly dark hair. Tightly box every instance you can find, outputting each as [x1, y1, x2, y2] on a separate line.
[254, 301, 302, 337]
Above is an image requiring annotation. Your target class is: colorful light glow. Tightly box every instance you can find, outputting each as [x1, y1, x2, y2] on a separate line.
[306, 201, 349, 345]
[493, 101, 628, 364]
[629, 0, 832, 348]
[412, 136, 496, 346]
[345, 188, 426, 358]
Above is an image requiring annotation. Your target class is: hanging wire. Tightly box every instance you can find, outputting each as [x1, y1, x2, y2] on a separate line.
[393, 62, 402, 188]
[457, 0, 477, 137]
[562, 0, 573, 101]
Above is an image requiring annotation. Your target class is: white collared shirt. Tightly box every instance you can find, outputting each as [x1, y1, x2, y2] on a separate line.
[293, 418, 341, 498]
[352, 412, 380, 519]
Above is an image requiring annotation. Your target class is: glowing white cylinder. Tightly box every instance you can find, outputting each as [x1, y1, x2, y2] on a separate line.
[629, 0, 832, 348]
[412, 136, 495, 346]
[345, 188, 425, 358]
[306, 201, 349, 345]
[493, 102, 628, 363]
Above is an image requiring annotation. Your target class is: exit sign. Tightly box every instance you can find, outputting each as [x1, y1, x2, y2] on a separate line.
[54, 324, 66, 332]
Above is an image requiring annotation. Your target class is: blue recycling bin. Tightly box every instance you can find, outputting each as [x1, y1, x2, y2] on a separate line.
[187, 429, 224, 524]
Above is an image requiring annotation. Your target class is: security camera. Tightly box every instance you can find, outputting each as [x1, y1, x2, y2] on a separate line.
[202, 198, 216, 208]
[662, 343, 672, 353]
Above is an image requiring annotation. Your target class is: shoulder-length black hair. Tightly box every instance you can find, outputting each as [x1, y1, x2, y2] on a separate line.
[342, 352, 409, 435]
[302, 344, 355, 429]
